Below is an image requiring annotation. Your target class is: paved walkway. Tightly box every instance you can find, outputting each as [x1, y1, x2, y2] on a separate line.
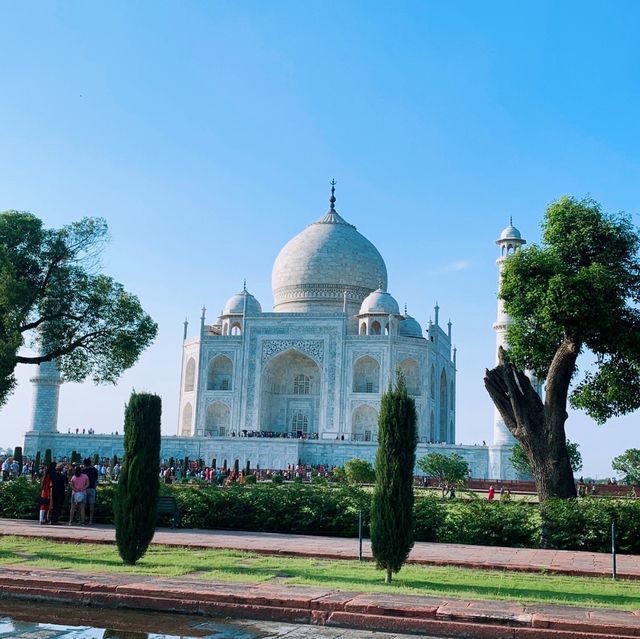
[1, 518, 637, 579]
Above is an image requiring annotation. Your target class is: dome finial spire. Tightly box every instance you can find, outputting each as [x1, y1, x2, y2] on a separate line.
[509, 215, 513, 226]
[329, 179, 337, 211]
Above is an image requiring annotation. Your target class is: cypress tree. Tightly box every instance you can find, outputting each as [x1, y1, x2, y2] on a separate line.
[44, 449, 52, 467]
[233, 459, 240, 474]
[70, 450, 77, 464]
[114, 392, 162, 565]
[34, 451, 41, 475]
[14, 446, 23, 475]
[370, 370, 418, 583]
[92, 453, 100, 466]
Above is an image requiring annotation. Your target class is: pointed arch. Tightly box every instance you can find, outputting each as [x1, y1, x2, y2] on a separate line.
[207, 354, 233, 390]
[370, 320, 381, 335]
[260, 349, 320, 435]
[205, 401, 230, 437]
[430, 364, 436, 399]
[398, 358, 420, 395]
[181, 402, 193, 436]
[439, 369, 448, 442]
[353, 355, 380, 393]
[352, 404, 378, 441]
[184, 358, 196, 392]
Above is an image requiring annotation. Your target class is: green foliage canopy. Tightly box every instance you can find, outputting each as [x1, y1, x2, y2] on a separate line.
[510, 440, 583, 477]
[0, 211, 157, 407]
[344, 457, 376, 484]
[417, 452, 469, 493]
[500, 196, 640, 424]
[612, 448, 640, 485]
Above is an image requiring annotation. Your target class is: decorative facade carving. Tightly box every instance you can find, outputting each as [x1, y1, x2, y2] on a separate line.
[262, 339, 324, 364]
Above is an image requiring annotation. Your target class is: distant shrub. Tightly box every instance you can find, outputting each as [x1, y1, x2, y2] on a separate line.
[0, 478, 40, 519]
[439, 500, 539, 548]
[271, 474, 284, 485]
[542, 498, 640, 553]
[413, 495, 446, 542]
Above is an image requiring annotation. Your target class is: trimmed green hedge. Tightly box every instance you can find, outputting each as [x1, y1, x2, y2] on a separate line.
[2, 479, 639, 554]
[414, 495, 539, 547]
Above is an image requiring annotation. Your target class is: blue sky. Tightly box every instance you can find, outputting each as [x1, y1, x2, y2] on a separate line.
[1, 1, 638, 476]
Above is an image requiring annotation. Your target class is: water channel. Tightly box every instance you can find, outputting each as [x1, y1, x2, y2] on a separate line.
[0, 600, 447, 639]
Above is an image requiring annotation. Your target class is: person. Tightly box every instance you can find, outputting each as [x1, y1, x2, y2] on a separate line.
[49, 463, 68, 524]
[488, 485, 495, 501]
[68, 465, 89, 525]
[39, 462, 56, 524]
[82, 458, 98, 525]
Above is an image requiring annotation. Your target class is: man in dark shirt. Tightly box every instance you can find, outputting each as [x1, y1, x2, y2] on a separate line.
[82, 458, 99, 525]
[49, 464, 68, 524]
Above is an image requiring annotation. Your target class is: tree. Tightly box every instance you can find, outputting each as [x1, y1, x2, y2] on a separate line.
[344, 457, 376, 484]
[417, 452, 469, 497]
[370, 370, 418, 583]
[34, 451, 41, 475]
[44, 448, 52, 468]
[115, 392, 161, 565]
[485, 196, 640, 501]
[612, 449, 640, 485]
[0, 211, 157, 407]
[510, 440, 583, 478]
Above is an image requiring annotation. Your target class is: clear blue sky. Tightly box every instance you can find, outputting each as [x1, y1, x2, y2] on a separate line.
[1, 1, 638, 476]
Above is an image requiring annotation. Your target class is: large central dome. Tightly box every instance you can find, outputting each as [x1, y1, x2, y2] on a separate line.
[272, 186, 387, 314]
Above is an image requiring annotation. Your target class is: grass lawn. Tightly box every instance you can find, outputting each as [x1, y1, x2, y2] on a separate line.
[0, 535, 638, 611]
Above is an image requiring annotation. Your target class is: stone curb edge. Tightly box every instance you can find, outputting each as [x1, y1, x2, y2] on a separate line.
[0, 572, 639, 638]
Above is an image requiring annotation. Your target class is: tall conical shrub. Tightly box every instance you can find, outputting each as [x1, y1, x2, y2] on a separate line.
[34, 451, 41, 475]
[14, 446, 23, 475]
[370, 370, 418, 583]
[115, 392, 162, 565]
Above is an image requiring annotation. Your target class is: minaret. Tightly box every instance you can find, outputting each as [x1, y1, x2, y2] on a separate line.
[29, 360, 62, 433]
[488, 219, 528, 480]
[492, 218, 526, 447]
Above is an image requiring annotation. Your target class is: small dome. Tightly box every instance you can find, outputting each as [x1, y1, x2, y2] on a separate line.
[359, 288, 400, 316]
[399, 313, 423, 338]
[222, 290, 262, 316]
[499, 224, 522, 240]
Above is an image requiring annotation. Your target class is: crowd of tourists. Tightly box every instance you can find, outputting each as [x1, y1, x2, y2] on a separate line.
[159, 459, 335, 485]
[37, 458, 99, 525]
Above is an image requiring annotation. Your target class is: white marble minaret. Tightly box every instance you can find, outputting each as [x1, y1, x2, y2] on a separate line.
[29, 359, 62, 433]
[489, 219, 526, 479]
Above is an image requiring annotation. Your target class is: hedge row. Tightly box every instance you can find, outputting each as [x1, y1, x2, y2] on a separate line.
[2, 479, 638, 554]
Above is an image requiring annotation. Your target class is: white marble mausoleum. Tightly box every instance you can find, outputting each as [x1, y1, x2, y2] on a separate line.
[22, 185, 527, 479]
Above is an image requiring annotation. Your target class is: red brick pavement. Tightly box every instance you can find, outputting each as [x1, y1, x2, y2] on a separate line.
[1, 518, 637, 579]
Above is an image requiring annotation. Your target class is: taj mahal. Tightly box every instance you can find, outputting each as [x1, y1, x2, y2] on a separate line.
[22, 184, 526, 480]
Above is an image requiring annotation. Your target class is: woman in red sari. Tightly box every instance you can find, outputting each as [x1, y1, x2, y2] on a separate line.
[39, 462, 55, 524]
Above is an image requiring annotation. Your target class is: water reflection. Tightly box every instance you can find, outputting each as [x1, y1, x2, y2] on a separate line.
[0, 605, 256, 639]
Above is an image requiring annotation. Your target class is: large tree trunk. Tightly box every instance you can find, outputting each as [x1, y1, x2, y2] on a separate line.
[484, 339, 580, 501]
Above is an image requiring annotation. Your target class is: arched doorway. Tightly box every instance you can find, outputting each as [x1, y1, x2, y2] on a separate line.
[260, 349, 321, 436]
[352, 404, 378, 441]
